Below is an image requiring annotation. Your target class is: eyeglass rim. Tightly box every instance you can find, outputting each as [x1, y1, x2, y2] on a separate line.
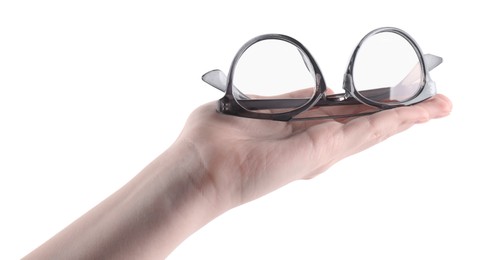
[220, 34, 326, 121]
[343, 27, 433, 109]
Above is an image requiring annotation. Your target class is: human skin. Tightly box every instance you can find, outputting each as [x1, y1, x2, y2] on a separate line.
[24, 94, 452, 259]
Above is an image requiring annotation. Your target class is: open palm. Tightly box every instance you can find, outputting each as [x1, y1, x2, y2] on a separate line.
[177, 94, 452, 209]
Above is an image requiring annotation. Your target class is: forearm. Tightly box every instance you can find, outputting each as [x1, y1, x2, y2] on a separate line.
[24, 141, 225, 259]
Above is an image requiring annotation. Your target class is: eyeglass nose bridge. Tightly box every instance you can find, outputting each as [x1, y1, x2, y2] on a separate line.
[341, 73, 355, 100]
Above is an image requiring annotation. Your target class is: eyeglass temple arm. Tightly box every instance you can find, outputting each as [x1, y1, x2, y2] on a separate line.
[424, 53, 443, 71]
[201, 69, 249, 99]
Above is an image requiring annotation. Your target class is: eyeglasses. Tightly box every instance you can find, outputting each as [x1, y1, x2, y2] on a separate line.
[202, 27, 442, 121]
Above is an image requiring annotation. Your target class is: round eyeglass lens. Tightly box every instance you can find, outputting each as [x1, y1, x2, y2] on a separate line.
[353, 31, 423, 104]
[232, 39, 316, 114]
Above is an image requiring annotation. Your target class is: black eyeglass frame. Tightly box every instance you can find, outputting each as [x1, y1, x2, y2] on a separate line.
[205, 27, 439, 121]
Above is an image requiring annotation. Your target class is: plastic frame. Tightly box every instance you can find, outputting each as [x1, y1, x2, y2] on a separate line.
[202, 27, 442, 121]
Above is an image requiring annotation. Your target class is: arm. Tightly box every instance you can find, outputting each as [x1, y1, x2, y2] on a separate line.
[24, 142, 224, 259]
[25, 94, 452, 259]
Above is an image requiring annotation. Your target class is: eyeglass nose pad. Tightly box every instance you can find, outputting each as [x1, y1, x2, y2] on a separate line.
[297, 49, 316, 79]
[342, 73, 354, 96]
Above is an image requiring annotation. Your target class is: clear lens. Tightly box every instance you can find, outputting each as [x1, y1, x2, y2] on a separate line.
[232, 39, 316, 114]
[353, 31, 423, 104]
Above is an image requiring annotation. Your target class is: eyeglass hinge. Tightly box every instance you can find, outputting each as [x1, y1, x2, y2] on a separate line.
[218, 98, 231, 112]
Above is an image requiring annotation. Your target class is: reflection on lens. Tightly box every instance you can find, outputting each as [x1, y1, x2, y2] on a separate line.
[353, 31, 423, 104]
[232, 39, 316, 114]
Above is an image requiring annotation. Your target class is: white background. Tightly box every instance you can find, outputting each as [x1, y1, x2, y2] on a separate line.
[1, 1, 482, 259]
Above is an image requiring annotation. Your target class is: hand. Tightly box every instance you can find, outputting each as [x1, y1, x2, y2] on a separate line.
[176, 94, 452, 210]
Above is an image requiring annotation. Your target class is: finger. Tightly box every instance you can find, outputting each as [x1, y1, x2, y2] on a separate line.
[291, 94, 452, 178]
[414, 94, 453, 120]
[340, 94, 452, 156]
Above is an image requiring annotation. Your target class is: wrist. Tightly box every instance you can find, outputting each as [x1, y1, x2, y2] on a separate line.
[137, 140, 230, 256]
[154, 139, 232, 215]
